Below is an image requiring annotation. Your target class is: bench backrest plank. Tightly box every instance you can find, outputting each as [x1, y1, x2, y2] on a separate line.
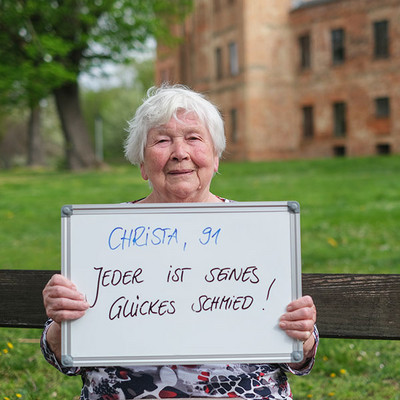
[1, 270, 399, 340]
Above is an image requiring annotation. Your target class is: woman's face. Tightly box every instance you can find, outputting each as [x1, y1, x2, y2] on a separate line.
[140, 110, 219, 203]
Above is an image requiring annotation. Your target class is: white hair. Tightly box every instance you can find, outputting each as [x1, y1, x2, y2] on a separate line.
[124, 84, 226, 165]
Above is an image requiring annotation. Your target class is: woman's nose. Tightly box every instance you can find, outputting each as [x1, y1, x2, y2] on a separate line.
[171, 140, 189, 161]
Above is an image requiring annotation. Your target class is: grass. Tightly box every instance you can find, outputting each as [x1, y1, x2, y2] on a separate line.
[1, 155, 400, 399]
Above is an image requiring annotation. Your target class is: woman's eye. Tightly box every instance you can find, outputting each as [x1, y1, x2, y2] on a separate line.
[156, 138, 169, 144]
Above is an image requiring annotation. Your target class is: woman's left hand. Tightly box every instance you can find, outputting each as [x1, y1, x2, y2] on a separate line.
[279, 295, 317, 360]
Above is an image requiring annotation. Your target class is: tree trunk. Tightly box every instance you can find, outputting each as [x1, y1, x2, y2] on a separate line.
[53, 81, 99, 170]
[27, 105, 46, 167]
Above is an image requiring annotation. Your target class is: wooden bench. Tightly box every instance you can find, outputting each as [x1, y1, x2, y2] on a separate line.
[1, 270, 400, 340]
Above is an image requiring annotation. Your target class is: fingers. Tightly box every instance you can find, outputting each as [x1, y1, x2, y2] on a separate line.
[43, 274, 89, 324]
[281, 304, 316, 323]
[286, 295, 315, 312]
[279, 295, 316, 341]
[279, 322, 315, 342]
[43, 274, 83, 303]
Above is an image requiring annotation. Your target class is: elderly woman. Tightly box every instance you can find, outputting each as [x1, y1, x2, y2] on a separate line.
[42, 85, 318, 400]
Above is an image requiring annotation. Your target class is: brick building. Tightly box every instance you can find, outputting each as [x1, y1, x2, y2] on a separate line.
[155, 0, 400, 160]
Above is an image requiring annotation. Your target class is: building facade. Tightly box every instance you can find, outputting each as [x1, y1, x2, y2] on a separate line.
[155, 0, 400, 160]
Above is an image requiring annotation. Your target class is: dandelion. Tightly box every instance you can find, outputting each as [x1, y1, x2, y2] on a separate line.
[3, 349, 9, 354]
[328, 392, 335, 397]
[322, 355, 328, 361]
[330, 372, 336, 378]
[340, 369, 346, 375]
[327, 237, 338, 247]
[16, 395, 22, 399]
[4, 397, 11, 400]
[7, 342, 13, 349]
[307, 395, 313, 398]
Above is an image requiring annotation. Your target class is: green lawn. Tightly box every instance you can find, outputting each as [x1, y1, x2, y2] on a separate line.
[1, 155, 399, 399]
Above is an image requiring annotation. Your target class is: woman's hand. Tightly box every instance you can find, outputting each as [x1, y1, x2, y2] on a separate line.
[42, 274, 89, 362]
[43, 274, 89, 323]
[279, 295, 317, 366]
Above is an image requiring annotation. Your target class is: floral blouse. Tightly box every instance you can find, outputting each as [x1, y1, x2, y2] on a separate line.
[41, 320, 318, 400]
[41, 197, 319, 399]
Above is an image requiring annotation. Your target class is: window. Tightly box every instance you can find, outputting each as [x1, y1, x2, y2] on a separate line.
[333, 102, 347, 137]
[376, 143, 391, 155]
[230, 108, 238, 143]
[333, 145, 346, 157]
[215, 47, 223, 80]
[375, 97, 390, 118]
[302, 106, 314, 138]
[228, 42, 239, 76]
[332, 28, 345, 64]
[299, 34, 311, 69]
[374, 20, 389, 58]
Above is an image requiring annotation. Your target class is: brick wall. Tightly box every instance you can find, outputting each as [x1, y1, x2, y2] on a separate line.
[155, 0, 400, 160]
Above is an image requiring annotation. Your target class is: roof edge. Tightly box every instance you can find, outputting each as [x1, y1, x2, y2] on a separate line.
[291, 0, 340, 12]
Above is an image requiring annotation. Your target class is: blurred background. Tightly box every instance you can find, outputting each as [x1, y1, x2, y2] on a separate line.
[1, 0, 399, 170]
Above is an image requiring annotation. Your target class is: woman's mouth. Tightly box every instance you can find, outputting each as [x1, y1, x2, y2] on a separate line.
[168, 169, 193, 175]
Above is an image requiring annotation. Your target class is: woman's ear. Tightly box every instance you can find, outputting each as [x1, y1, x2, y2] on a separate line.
[140, 163, 148, 180]
[213, 156, 219, 173]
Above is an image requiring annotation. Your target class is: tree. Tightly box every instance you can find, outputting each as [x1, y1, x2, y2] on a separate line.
[0, 6, 72, 167]
[0, 0, 193, 169]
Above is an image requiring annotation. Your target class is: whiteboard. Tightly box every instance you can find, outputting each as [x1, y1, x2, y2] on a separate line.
[61, 201, 303, 367]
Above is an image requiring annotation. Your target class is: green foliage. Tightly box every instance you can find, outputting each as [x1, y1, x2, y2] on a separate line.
[0, 155, 399, 399]
[0, 0, 191, 168]
[213, 156, 400, 274]
[82, 86, 144, 162]
[0, 0, 192, 108]
[290, 338, 400, 399]
[81, 58, 155, 161]
[1, 156, 399, 272]
[0, 329, 82, 400]
[0, 1, 75, 107]
[133, 58, 156, 92]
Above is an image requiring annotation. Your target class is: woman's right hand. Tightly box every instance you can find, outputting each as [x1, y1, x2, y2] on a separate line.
[42, 274, 89, 362]
[43, 274, 90, 323]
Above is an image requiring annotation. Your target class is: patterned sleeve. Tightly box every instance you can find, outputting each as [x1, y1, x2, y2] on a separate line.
[282, 324, 319, 376]
[40, 319, 81, 376]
